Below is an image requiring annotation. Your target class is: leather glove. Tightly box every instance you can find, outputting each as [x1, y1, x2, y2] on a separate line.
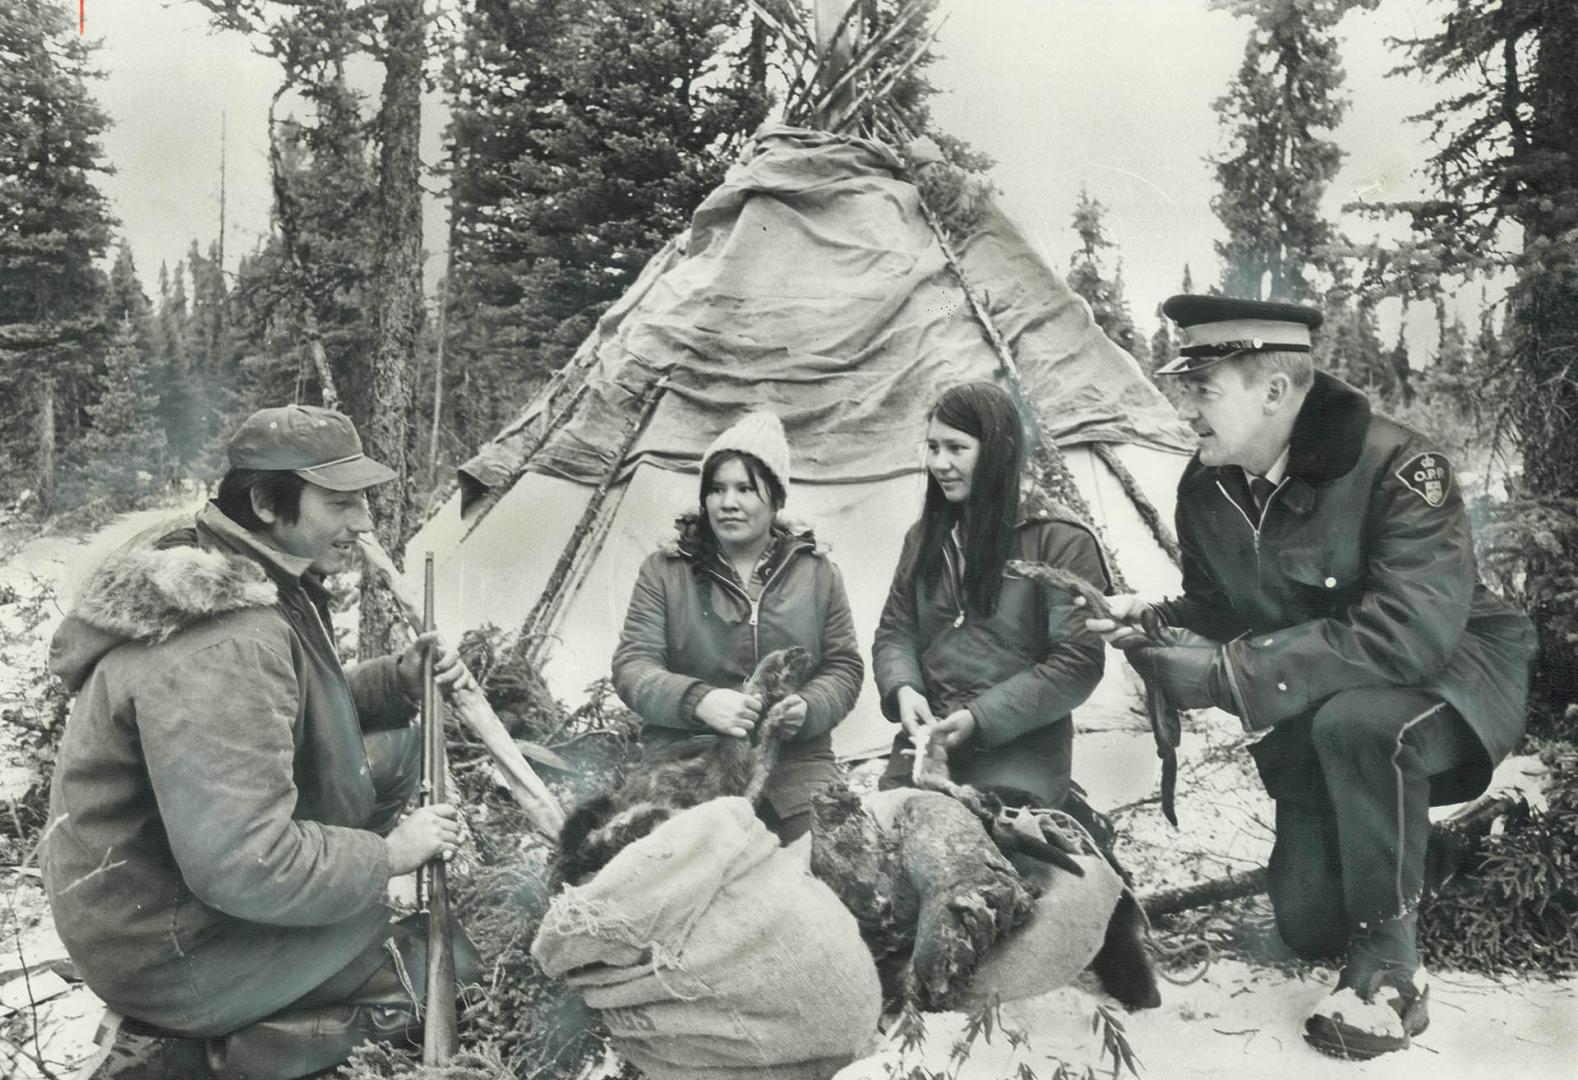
[1116, 626, 1238, 714]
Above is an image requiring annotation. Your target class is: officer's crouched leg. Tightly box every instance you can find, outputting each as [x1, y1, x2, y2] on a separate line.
[364, 726, 422, 836]
[1266, 798, 1347, 962]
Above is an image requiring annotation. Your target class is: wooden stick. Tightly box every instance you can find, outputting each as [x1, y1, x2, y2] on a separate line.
[799, 1, 928, 125]
[1092, 442, 1183, 567]
[1137, 794, 1531, 918]
[357, 535, 565, 838]
[1139, 867, 1268, 919]
[520, 375, 668, 667]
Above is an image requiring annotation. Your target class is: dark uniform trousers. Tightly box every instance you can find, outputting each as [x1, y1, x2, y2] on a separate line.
[200, 726, 483, 1080]
[1250, 686, 1480, 971]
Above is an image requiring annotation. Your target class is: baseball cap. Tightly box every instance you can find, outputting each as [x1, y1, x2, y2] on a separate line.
[227, 404, 397, 491]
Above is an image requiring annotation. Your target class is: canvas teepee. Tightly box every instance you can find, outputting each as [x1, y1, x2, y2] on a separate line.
[409, 117, 1195, 759]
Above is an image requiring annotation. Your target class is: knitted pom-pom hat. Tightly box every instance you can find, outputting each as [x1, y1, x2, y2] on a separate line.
[702, 411, 791, 504]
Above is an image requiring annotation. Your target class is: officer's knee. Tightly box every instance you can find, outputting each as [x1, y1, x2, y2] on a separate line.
[1309, 691, 1395, 761]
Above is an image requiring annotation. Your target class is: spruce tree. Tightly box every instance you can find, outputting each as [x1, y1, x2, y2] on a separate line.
[108, 241, 153, 329]
[1066, 186, 1142, 359]
[1392, 0, 1578, 718]
[443, 0, 770, 451]
[1207, 0, 1376, 302]
[59, 317, 168, 510]
[1148, 303, 1173, 377]
[0, 0, 116, 512]
[1148, 265, 1197, 380]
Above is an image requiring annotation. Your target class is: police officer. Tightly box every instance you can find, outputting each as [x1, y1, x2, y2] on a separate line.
[1086, 295, 1535, 1059]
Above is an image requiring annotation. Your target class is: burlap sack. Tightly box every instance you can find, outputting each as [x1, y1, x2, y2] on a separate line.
[532, 798, 881, 1080]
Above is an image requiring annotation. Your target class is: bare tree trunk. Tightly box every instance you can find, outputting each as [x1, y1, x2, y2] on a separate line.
[429, 177, 457, 483]
[35, 374, 55, 515]
[359, 0, 426, 660]
[427, 273, 447, 483]
[747, 14, 767, 97]
[1515, 6, 1578, 712]
[304, 313, 341, 411]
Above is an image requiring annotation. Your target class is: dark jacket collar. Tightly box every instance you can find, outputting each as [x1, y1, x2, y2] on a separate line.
[1285, 372, 1372, 484]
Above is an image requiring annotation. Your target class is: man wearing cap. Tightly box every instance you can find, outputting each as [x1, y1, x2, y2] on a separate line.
[1085, 296, 1535, 1059]
[44, 404, 477, 1078]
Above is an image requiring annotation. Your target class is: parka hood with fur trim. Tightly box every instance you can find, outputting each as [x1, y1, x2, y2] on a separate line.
[49, 523, 279, 693]
[660, 511, 826, 560]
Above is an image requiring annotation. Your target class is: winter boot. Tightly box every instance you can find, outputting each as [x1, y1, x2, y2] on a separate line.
[1303, 965, 1429, 1059]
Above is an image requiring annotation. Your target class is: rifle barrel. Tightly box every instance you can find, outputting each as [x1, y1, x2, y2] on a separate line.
[420, 553, 459, 1063]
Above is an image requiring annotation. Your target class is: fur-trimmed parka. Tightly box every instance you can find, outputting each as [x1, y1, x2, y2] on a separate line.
[42, 503, 413, 1036]
[611, 515, 864, 823]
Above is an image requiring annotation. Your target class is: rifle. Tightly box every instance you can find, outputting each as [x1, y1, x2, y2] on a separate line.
[358, 535, 565, 838]
[419, 554, 459, 1064]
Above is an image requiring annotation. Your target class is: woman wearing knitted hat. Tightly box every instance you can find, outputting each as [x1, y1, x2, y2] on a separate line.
[611, 411, 864, 842]
[872, 381, 1110, 810]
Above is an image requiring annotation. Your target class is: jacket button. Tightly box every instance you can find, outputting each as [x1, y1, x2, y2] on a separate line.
[1324, 576, 1337, 588]
[1277, 681, 1288, 691]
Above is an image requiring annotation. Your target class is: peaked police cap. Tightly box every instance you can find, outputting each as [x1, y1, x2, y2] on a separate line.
[1156, 294, 1324, 376]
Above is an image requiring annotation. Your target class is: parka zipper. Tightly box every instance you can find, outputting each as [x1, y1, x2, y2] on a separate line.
[703, 542, 804, 666]
[941, 536, 966, 628]
[1214, 477, 1286, 583]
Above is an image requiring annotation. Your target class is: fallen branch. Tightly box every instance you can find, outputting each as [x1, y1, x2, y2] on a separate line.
[1139, 790, 1534, 918]
[1140, 867, 1268, 919]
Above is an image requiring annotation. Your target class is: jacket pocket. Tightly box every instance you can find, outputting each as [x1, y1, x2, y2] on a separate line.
[919, 620, 1032, 711]
[1275, 544, 1359, 617]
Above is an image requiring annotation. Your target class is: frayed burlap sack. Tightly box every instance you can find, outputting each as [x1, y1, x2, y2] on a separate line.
[532, 798, 881, 1080]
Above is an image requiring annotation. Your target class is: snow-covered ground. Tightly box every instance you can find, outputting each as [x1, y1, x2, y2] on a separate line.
[3, 507, 1575, 1080]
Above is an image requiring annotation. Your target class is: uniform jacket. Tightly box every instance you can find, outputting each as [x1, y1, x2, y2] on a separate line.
[1162, 372, 1536, 798]
[42, 503, 411, 1036]
[871, 491, 1109, 805]
[611, 516, 864, 819]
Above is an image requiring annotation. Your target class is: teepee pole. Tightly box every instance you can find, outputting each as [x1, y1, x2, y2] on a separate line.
[810, 0, 860, 129]
[521, 376, 670, 667]
[1092, 442, 1182, 566]
[796, 2, 926, 126]
[458, 377, 591, 543]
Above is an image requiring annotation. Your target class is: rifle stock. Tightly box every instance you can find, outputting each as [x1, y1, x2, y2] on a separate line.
[420, 553, 459, 1064]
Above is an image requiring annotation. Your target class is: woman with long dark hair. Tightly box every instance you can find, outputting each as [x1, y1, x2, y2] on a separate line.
[872, 381, 1109, 806]
[612, 411, 863, 842]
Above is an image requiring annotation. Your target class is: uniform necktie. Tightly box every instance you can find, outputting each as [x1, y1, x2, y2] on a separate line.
[1250, 476, 1277, 514]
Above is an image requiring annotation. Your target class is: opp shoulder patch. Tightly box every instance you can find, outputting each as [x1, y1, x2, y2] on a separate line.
[1395, 450, 1453, 508]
